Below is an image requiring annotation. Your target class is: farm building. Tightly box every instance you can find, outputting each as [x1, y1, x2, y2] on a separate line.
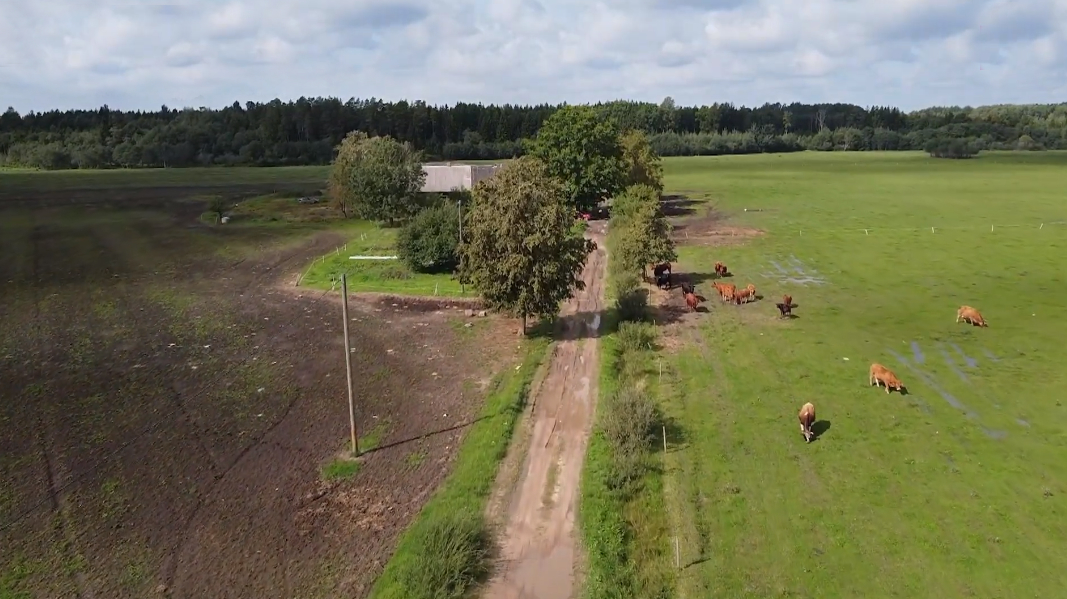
[420, 163, 503, 192]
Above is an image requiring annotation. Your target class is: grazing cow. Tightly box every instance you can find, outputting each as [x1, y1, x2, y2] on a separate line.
[869, 363, 905, 394]
[798, 402, 816, 443]
[684, 292, 700, 312]
[680, 281, 695, 295]
[956, 305, 988, 327]
[714, 261, 729, 277]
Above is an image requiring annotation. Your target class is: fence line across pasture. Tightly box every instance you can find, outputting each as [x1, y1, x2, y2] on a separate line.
[780, 221, 1067, 236]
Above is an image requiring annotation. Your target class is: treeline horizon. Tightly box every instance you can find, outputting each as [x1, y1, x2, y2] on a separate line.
[1, 97, 1065, 170]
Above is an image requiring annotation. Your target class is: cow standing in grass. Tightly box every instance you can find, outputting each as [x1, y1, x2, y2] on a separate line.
[776, 294, 793, 318]
[798, 402, 816, 443]
[869, 363, 905, 394]
[956, 305, 988, 327]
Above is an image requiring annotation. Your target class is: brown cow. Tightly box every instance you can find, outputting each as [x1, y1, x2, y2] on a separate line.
[775, 294, 794, 318]
[798, 402, 816, 442]
[956, 305, 988, 327]
[719, 283, 736, 303]
[734, 283, 757, 304]
[714, 261, 729, 277]
[869, 363, 905, 394]
[685, 292, 700, 312]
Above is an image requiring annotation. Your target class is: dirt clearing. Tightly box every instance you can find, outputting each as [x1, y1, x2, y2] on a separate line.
[482, 222, 606, 599]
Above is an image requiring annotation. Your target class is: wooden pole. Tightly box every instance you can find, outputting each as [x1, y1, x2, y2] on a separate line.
[341, 274, 359, 455]
[458, 198, 465, 296]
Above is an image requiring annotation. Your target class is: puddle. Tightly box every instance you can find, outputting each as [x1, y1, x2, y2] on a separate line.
[1016, 418, 1030, 427]
[950, 342, 978, 368]
[888, 349, 978, 418]
[910, 341, 925, 364]
[938, 345, 969, 383]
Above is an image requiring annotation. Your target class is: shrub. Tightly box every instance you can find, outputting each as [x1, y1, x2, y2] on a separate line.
[924, 138, 980, 159]
[616, 321, 655, 355]
[393, 511, 493, 599]
[612, 273, 648, 323]
[601, 387, 658, 490]
[207, 196, 228, 220]
[396, 202, 461, 273]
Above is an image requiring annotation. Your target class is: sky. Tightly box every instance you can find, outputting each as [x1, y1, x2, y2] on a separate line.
[1, 0, 1065, 113]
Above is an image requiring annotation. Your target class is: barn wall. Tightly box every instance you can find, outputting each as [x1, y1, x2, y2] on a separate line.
[420, 164, 502, 192]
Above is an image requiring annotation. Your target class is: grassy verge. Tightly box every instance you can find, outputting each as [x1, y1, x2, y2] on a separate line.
[366, 336, 551, 599]
[578, 317, 675, 599]
[577, 210, 676, 599]
[297, 223, 474, 297]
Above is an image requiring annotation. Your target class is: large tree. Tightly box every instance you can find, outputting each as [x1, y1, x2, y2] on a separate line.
[608, 184, 676, 278]
[460, 156, 596, 333]
[527, 105, 627, 214]
[327, 131, 426, 224]
[619, 129, 664, 191]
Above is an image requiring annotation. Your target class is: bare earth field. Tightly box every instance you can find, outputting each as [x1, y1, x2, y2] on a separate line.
[0, 182, 517, 599]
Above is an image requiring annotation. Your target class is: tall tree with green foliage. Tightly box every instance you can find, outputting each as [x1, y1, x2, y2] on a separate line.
[527, 105, 627, 214]
[619, 129, 664, 191]
[609, 184, 676, 278]
[327, 131, 426, 224]
[460, 156, 596, 333]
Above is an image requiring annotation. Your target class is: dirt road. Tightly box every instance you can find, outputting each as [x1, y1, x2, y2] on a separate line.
[483, 222, 607, 599]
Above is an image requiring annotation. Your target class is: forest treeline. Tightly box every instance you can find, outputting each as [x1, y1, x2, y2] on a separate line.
[1, 97, 1065, 169]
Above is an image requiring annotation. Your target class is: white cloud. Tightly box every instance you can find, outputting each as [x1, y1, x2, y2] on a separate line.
[0, 0, 1064, 112]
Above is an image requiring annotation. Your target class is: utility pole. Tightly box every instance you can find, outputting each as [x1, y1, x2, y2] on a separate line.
[458, 198, 465, 295]
[341, 274, 359, 455]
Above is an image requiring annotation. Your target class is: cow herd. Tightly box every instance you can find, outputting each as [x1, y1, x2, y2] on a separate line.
[650, 261, 991, 444]
[652, 260, 795, 320]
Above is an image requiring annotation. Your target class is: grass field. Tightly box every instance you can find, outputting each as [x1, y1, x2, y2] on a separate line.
[656, 151, 1067, 597]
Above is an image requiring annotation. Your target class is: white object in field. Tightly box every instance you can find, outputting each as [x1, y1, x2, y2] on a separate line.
[220, 216, 230, 224]
[349, 255, 398, 260]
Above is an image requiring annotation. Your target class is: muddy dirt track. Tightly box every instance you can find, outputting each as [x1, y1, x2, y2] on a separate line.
[0, 187, 516, 599]
[483, 221, 606, 599]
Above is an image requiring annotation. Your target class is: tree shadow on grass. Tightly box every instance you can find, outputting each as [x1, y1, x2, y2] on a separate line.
[651, 410, 688, 456]
[659, 195, 700, 217]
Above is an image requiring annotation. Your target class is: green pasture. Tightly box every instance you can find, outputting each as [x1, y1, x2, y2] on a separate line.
[658, 151, 1067, 598]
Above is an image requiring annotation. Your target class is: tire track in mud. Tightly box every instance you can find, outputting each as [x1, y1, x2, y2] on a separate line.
[25, 218, 92, 599]
[161, 239, 339, 596]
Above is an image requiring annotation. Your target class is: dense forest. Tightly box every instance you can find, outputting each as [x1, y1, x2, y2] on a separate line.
[1, 97, 1065, 169]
